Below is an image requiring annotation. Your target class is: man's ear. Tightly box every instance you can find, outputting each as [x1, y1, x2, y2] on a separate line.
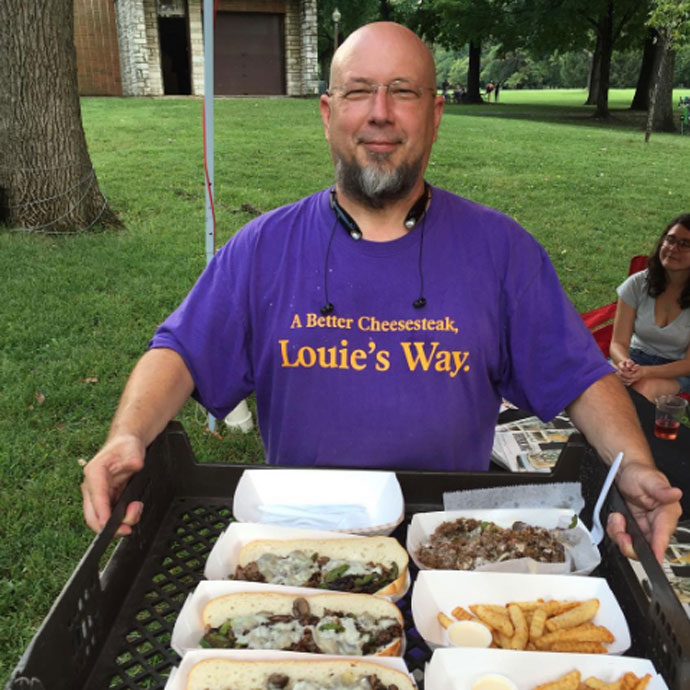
[319, 93, 332, 141]
[432, 95, 444, 142]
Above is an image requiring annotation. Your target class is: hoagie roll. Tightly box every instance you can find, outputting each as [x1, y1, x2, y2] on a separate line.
[186, 657, 416, 690]
[201, 591, 403, 656]
[234, 536, 408, 598]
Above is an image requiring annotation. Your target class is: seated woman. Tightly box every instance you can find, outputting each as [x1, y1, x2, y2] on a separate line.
[610, 214, 690, 402]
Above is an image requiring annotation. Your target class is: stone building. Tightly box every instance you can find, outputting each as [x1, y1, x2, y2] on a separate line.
[74, 0, 319, 97]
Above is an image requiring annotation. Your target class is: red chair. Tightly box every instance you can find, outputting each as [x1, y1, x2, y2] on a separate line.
[580, 255, 648, 359]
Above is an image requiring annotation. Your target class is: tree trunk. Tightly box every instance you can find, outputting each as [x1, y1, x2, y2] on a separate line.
[379, 0, 391, 21]
[645, 34, 676, 142]
[0, 0, 119, 232]
[630, 29, 657, 111]
[593, 4, 613, 119]
[465, 40, 483, 104]
[585, 32, 602, 105]
[653, 49, 676, 131]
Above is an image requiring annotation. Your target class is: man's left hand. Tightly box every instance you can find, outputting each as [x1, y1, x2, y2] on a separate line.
[607, 461, 682, 563]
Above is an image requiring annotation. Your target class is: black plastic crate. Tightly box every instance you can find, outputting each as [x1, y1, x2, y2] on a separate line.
[5, 422, 688, 689]
[581, 453, 690, 690]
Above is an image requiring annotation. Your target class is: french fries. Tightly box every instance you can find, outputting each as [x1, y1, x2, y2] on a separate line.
[437, 612, 454, 629]
[508, 603, 529, 650]
[531, 670, 651, 690]
[451, 605, 474, 621]
[545, 599, 600, 632]
[470, 604, 514, 637]
[533, 669, 581, 690]
[437, 597, 615, 653]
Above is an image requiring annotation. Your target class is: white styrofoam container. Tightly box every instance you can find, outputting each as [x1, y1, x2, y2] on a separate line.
[163, 649, 416, 690]
[407, 509, 600, 575]
[424, 648, 667, 690]
[233, 469, 404, 535]
[411, 570, 630, 654]
[204, 522, 410, 602]
[171, 580, 406, 657]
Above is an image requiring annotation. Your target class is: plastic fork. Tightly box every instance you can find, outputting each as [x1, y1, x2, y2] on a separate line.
[590, 452, 624, 546]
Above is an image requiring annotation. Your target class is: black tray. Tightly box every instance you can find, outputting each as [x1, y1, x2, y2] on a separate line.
[5, 422, 688, 689]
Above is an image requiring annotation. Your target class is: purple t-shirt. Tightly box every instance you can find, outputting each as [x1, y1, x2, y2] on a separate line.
[151, 187, 612, 470]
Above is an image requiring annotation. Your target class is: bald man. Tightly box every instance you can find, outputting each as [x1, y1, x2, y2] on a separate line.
[83, 23, 681, 563]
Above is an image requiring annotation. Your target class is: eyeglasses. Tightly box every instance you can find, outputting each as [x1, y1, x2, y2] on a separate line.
[663, 235, 690, 251]
[328, 79, 437, 103]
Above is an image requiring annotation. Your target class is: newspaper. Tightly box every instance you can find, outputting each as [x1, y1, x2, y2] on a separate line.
[629, 520, 690, 618]
[491, 415, 578, 472]
[662, 520, 690, 617]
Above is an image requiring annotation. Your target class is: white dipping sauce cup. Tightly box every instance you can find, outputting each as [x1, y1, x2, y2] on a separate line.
[472, 673, 519, 690]
[445, 620, 493, 648]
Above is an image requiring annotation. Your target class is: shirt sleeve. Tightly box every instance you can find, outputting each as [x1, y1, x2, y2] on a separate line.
[497, 240, 615, 421]
[148, 226, 258, 419]
[616, 270, 647, 309]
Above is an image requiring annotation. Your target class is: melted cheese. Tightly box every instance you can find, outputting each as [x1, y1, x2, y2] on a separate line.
[256, 552, 319, 586]
[255, 551, 384, 586]
[217, 610, 399, 655]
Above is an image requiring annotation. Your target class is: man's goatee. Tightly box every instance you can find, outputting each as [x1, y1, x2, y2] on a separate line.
[335, 155, 423, 209]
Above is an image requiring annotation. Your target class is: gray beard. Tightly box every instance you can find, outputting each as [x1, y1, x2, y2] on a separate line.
[335, 155, 423, 210]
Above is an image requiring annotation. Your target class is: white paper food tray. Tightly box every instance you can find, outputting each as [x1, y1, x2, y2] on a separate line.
[171, 580, 407, 657]
[204, 522, 410, 602]
[411, 570, 630, 654]
[163, 649, 416, 690]
[423, 648, 668, 690]
[407, 508, 600, 575]
[233, 469, 404, 535]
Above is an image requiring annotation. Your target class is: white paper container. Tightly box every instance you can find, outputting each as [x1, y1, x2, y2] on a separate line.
[233, 469, 404, 536]
[171, 580, 407, 657]
[163, 649, 416, 690]
[424, 648, 668, 690]
[411, 570, 630, 654]
[204, 522, 410, 602]
[407, 509, 600, 575]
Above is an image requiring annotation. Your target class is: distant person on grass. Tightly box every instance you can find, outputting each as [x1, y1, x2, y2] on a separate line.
[611, 214, 690, 402]
[82, 22, 681, 563]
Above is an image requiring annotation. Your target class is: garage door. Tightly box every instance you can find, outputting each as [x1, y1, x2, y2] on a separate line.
[214, 12, 285, 95]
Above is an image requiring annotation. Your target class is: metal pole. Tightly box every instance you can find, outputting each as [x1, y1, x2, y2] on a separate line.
[203, 0, 216, 432]
[201, 1, 254, 436]
[203, 0, 214, 267]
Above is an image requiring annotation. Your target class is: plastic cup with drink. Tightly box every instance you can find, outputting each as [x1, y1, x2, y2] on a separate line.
[654, 394, 688, 440]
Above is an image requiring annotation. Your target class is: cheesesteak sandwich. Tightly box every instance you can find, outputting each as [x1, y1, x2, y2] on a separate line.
[234, 537, 408, 597]
[185, 658, 416, 690]
[200, 592, 404, 656]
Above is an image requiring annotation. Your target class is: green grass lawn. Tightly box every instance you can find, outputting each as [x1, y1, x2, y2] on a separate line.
[1, 88, 690, 685]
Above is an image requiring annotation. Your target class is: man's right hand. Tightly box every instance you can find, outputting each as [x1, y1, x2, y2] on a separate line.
[81, 434, 146, 536]
[80, 348, 196, 535]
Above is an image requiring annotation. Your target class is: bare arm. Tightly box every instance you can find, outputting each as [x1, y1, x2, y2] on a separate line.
[567, 373, 682, 562]
[106, 348, 194, 446]
[609, 298, 635, 367]
[81, 348, 195, 534]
